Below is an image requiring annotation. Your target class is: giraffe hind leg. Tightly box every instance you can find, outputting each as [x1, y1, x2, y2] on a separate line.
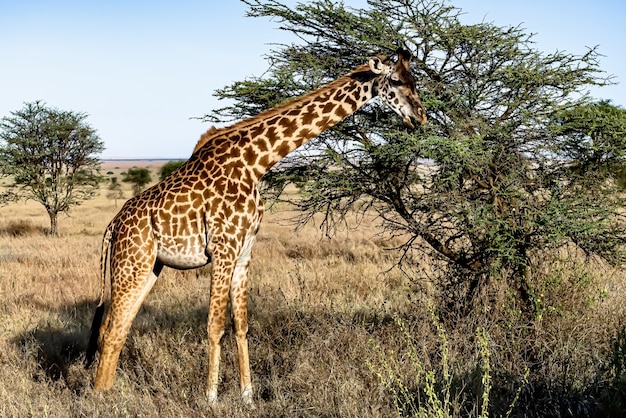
[93, 263, 161, 391]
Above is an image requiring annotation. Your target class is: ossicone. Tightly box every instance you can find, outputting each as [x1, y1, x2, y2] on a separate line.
[395, 47, 412, 62]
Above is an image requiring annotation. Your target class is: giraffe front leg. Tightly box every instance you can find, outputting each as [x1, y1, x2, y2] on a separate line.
[206, 257, 233, 403]
[231, 256, 253, 406]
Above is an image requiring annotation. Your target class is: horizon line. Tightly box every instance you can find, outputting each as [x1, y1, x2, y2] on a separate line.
[100, 157, 188, 161]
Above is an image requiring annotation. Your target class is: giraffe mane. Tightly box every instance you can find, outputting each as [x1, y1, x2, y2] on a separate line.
[192, 61, 380, 155]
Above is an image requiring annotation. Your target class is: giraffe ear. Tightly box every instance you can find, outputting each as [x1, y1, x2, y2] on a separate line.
[397, 48, 412, 70]
[369, 57, 385, 74]
[396, 47, 412, 61]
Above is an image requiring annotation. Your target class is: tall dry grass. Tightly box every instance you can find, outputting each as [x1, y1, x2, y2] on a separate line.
[1, 163, 626, 417]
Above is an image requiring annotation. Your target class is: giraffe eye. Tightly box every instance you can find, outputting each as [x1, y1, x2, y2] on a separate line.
[389, 77, 403, 86]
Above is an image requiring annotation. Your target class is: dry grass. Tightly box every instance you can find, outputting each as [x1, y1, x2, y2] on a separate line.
[1, 162, 626, 417]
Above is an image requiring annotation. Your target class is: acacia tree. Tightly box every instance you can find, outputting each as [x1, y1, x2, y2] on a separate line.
[0, 101, 104, 236]
[122, 167, 152, 195]
[207, 0, 626, 312]
[106, 177, 124, 207]
[158, 160, 186, 180]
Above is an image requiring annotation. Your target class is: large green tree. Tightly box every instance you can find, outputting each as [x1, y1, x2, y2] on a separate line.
[206, 0, 626, 312]
[0, 101, 104, 236]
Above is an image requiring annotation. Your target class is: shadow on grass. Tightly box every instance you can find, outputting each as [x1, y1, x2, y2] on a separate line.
[14, 294, 626, 417]
[12, 298, 211, 393]
[11, 294, 396, 400]
[12, 299, 94, 393]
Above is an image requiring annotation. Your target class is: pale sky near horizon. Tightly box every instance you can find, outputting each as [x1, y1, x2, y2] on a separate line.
[1, 1, 624, 159]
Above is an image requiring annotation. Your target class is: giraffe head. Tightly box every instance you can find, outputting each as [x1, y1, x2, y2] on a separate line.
[369, 48, 427, 128]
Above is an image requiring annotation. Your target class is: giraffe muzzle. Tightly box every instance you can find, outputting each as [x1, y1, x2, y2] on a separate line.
[404, 112, 427, 129]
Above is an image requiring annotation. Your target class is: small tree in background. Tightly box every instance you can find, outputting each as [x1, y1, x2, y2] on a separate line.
[0, 101, 104, 236]
[159, 160, 186, 180]
[106, 176, 124, 207]
[122, 167, 152, 195]
[549, 100, 626, 188]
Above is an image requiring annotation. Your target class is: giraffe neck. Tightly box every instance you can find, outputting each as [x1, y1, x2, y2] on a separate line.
[195, 63, 378, 182]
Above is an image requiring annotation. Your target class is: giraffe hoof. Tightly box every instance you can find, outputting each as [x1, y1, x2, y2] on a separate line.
[242, 390, 255, 408]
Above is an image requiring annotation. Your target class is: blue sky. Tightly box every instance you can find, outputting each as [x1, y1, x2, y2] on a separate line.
[1, 0, 624, 158]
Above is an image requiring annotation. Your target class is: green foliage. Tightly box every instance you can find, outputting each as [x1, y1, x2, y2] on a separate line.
[122, 167, 152, 195]
[549, 100, 626, 171]
[211, 0, 626, 312]
[368, 314, 455, 417]
[0, 101, 104, 235]
[549, 100, 626, 194]
[0, 190, 18, 207]
[158, 160, 185, 181]
[368, 313, 526, 417]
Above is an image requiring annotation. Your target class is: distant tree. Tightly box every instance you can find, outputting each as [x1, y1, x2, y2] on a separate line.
[0, 101, 104, 236]
[549, 100, 626, 181]
[106, 176, 124, 207]
[0, 190, 18, 207]
[159, 160, 186, 180]
[122, 167, 152, 195]
[209, 0, 626, 313]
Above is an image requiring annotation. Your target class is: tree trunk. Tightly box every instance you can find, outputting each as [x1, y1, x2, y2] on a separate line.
[48, 211, 58, 236]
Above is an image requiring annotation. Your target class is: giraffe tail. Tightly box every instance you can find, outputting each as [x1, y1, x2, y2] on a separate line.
[85, 222, 114, 368]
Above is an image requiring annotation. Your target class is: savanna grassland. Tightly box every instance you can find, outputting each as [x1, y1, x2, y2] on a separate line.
[2, 161, 626, 417]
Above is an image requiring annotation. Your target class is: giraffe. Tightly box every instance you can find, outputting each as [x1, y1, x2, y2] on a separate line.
[86, 48, 427, 405]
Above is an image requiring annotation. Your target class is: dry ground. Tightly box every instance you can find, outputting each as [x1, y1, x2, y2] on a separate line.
[1, 161, 626, 417]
